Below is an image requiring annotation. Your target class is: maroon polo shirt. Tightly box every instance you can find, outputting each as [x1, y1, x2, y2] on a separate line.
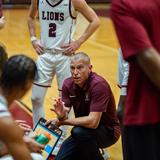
[112, 0, 160, 125]
[62, 72, 120, 139]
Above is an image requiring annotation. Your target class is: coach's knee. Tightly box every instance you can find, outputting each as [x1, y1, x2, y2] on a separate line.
[71, 127, 91, 140]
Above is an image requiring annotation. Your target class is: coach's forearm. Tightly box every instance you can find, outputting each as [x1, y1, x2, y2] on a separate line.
[60, 112, 102, 129]
[61, 117, 96, 129]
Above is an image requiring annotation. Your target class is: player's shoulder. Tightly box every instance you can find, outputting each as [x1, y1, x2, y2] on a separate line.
[0, 116, 15, 134]
[71, 0, 87, 8]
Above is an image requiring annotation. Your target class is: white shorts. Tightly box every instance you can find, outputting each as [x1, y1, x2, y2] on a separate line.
[34, 51, 71, 90]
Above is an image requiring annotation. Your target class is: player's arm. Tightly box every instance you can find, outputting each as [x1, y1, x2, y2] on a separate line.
[28, 0, 38, 38]
[136, 48, 160, 88]
[0, 117, 32, 160]
[73, 0, 100, 46]
[117, 50, 129, 124]
[28, 0, 43, 54]
[0, 16, 6, 29]
[62, 0, 100, 55]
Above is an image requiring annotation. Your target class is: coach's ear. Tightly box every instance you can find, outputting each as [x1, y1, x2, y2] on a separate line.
[89, 64, 92, 70]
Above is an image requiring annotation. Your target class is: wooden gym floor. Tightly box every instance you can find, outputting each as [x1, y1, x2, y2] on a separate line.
[0, 5, 122, 160]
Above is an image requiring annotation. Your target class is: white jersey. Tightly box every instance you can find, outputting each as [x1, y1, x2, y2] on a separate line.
[118, 48, 129, 95]
[0, 95, 10, 118]
[38, 0, 77, 51]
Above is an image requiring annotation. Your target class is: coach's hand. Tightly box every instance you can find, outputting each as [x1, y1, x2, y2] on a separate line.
[45, 118, 62, 127]
[50, 98, 69, 120]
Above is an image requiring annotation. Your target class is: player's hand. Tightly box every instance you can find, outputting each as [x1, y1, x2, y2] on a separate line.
[16, 120, 32, 133]
[0, 16, 6, 29]
[23, 136, 45, 153]
[51, 98, 70, 120]
[32, 39, 44, 55]
[61, 40, 81, 55]
[116, 95, 126, 125]
[0, 141, 8, 156]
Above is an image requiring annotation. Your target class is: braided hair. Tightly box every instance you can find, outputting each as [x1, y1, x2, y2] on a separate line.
[0, 54, 37, 90]
[0, 42, 8, 77]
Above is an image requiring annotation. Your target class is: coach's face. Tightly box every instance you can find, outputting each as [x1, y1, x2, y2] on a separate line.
[70, 59, 92, 88]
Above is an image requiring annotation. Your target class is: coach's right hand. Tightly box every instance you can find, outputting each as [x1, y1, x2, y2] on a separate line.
[45, 118, 61, 127]
[50, 98, 69, 120]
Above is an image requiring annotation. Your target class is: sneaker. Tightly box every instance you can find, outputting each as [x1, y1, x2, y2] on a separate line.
[100, 149, 110, 160]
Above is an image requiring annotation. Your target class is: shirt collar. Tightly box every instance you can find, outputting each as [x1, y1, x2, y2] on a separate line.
[73, 72, 93, 92]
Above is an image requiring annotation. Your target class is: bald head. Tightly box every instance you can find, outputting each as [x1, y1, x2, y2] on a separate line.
[70, 52, 92, 88]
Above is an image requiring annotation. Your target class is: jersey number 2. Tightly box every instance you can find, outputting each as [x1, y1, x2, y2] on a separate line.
[49, 23, 56, 37]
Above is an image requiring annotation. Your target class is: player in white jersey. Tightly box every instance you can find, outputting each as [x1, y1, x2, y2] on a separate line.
[117, 48, 129, 124]
[28, 0, 100, 130]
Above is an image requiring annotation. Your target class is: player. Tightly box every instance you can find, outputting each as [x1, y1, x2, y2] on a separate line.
[28, 0, 100, 128]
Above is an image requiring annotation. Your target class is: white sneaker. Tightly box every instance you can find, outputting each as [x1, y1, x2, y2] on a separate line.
[100, 149, 110, 160]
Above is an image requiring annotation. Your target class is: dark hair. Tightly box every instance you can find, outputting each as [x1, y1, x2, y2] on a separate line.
[0, 43, 8, 76]
[0, 54, 37, 90]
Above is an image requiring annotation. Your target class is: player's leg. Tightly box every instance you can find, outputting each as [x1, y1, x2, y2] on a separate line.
[55, 54, 71, 96]
[31, 53, 56, 127]
[31, 85, 47, 127]
[56, 54, 72, 136]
